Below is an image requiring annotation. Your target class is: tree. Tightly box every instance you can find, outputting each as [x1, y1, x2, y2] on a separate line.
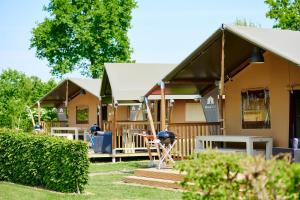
[0, 69, 57, 130]
[30, 0, 137, 78]
[234, 18, 261, 27]
[265, 0, 300, 30]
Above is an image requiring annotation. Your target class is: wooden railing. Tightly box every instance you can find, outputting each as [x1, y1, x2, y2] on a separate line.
[41, 121, 69, 133]
[115, 121, 161, 153]
[113, 121, 221, 158]
[168, 122, 221, 159]
[103, 121, 112, 131]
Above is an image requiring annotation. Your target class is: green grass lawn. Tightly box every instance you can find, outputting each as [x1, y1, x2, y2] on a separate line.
[0, 160, 182, 200]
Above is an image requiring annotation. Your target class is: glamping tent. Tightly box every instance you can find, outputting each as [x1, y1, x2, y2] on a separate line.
[161, 24, 300, 149]
[35, 78, 101, 132]
[100, 63, 207, 158]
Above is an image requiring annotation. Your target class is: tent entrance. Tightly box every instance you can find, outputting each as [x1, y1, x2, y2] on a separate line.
[289, 90, 300, 147]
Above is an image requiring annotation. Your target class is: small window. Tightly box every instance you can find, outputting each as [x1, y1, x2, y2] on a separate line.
[76, 106, 89, 124]
[241, 89, 270, 129]
[129, 105, 147, 121]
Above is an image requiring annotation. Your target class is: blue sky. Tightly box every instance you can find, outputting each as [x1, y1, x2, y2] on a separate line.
[0, 0, 274, 81]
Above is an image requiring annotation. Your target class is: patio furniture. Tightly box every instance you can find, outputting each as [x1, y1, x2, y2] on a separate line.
[272, 138, 300, 162]
[195, 135, 273, 159]
[51, 127, 80, 140]
[91, 131, 112, 153]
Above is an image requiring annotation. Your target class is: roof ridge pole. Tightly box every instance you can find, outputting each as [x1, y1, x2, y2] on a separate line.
[160, 81, 166, 131]
[219, 24, 226, 135]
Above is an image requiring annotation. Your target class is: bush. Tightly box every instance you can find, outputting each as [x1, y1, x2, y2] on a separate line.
[176, 150, 300, 200]
[0, 131, 89, 193]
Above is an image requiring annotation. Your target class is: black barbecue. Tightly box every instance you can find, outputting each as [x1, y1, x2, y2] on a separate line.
[90, 124, 101, 135]
[157, 131, 176, 146]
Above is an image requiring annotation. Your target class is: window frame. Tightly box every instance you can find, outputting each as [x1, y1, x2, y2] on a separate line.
[76, 105, 89, 124]
[241, 89, 271, 129]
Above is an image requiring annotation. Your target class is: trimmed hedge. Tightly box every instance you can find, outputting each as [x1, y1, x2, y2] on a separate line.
[177, 150, 300, 200]
[0, 131, 89, 193]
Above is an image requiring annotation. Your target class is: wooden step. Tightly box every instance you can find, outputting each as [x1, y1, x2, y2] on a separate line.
[123, 176, 182, 189]
[134, 168, 184, 182]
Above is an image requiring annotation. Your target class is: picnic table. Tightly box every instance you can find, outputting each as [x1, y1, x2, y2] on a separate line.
[195, 135, 273, 159]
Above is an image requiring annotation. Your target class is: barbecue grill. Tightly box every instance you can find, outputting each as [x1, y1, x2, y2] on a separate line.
[157, 131, 176, 146]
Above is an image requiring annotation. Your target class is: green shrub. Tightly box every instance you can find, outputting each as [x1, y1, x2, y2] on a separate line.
[0, 131, 89, 193]
[176, 150, 300, 200]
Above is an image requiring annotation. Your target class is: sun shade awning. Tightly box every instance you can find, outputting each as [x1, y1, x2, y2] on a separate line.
[162, 24, 300, 95]
[36, 78, 101, 106]
[101, 63, 177, 102]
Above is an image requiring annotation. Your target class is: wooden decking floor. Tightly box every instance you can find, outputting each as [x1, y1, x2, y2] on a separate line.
[88, 152, 158, 158]
[123, 167, 185, 189]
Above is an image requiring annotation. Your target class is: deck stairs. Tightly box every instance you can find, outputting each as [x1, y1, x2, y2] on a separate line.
[122, 168, 185, 189]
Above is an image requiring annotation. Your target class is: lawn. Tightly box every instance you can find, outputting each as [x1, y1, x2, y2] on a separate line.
[0, 160, 182, 200]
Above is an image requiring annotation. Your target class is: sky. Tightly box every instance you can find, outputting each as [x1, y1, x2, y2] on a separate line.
[0, 0, 274, 81]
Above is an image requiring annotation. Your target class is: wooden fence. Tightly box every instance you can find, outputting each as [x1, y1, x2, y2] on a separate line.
[115, 121, 161, 153]
[168, 122, 221, 158]
[41, 120, 221, 158]
[114, 121, 221, 158]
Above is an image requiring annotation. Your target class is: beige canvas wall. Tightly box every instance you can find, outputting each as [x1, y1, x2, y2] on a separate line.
[170, 100, 206, 123]
[225, 52, 300, 147]
[68, 92, 100, 128]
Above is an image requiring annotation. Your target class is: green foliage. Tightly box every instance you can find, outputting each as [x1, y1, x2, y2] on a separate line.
[0, 69, 56, 131]
[234, 18, 261, 27]
[0, 131, 89, 193]
[177, 151, 300, 200]
[30, 0, 137, 78]
[265, 0, 300, 30]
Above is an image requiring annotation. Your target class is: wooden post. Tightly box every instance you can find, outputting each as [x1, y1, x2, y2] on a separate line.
[28, 107, 35, 127]
[112, 103, 117, 158]
[160, 81, 166, 130]
[145, 97, 161, 161]
[65, 80, 69, 118]
[98, 99, 102, 130]
[37, 101, 41, 125]
[145, 97, 157, 137]
[219, 28, 226, 135]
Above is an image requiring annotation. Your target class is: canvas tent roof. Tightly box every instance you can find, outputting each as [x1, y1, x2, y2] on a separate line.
[163, 24, 300, 95]
[101, 63, 199, 102]
[37, 78, 101, 106]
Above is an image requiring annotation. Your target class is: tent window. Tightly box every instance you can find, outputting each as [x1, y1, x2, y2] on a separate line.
[129, 105, 147, 121]
[76, 105, 89, 124]
[241, 89, 270, 129]
[185, 103, 206, 122]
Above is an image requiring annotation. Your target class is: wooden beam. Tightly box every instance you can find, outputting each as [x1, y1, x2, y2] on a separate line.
[144, 97, 156, 137]
[27, 107, 35, 127]
[219, 28, 225, 135]
[98, 99, 102, 130]
[160, 82, 166, 130]
[65, 80, 69, 118]
[112, 105, 117, 150]
[165, 79, 215, 85]
[37, 101, 41, 125]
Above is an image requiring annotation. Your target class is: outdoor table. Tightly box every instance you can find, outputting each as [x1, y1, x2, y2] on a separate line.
[195, 135, 273, 159]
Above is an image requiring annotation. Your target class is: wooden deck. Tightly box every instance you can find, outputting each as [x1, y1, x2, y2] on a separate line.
[88, 152, 158, 158]
[123, 168, 185, 189]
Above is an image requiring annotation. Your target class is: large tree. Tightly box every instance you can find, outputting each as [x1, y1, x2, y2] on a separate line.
[30, 0, 137, 78]
[265, 0, 300, 30]
[0, 69, 56, 130]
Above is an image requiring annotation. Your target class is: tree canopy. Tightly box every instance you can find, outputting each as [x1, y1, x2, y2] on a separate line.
[0, 69, 57, 130]
[234, 18, 261, 27]
[30, 0, 137, 78]
[265, 0, 300, 30]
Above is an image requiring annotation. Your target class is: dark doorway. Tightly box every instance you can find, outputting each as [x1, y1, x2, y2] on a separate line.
[289, 91, 300, 147]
